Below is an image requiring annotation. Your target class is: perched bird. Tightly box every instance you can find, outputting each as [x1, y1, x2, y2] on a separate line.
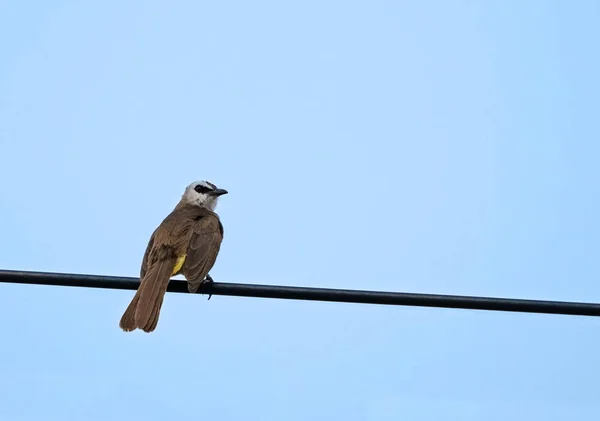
[119, 180, 228, 332]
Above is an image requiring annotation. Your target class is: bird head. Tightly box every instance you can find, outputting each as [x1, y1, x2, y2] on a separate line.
[182, 180, 228, 211]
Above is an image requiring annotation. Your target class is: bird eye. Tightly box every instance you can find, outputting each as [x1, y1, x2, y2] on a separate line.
[194, 185, 211, 194]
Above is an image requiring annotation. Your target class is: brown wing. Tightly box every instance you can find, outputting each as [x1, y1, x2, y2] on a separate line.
[182, 214, 224, 293]
[140, 230, 156, 279]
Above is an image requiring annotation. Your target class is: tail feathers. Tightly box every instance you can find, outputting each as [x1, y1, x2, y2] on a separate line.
[119, 256, 176, 333]
[119, 292, 141, 332]
[145, 289, 167, 332]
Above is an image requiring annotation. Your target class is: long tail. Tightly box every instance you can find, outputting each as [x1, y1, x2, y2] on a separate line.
[119, 256, 176, 333]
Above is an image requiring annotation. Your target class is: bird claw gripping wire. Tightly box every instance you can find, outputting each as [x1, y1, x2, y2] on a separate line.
[202, 274, 214, 300]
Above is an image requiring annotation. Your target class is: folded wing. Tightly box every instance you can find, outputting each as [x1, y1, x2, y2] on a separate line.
[183, 213, 224, 293]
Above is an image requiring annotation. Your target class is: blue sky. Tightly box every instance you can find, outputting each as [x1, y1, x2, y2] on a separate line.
[1, 0, 599, 419]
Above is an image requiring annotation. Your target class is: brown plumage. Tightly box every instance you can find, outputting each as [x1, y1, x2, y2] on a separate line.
[119, 181, 227, 333]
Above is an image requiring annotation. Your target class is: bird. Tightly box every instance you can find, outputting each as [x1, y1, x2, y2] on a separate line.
[119, 180, 228, 333]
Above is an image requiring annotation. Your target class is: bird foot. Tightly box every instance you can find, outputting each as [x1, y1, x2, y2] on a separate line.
[202, 274, 214, 300]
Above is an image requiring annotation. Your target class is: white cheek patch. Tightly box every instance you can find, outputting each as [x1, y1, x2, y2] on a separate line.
[206, 197, 219, 211]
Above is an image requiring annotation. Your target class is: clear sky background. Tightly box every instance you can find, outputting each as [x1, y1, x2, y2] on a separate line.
[1, 0, 599, 420]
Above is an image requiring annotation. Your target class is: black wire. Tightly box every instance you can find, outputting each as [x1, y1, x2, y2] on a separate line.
[1, 269, 599, 317]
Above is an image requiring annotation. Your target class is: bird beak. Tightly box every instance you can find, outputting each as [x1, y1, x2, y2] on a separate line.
[208, 188, 228, 197]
